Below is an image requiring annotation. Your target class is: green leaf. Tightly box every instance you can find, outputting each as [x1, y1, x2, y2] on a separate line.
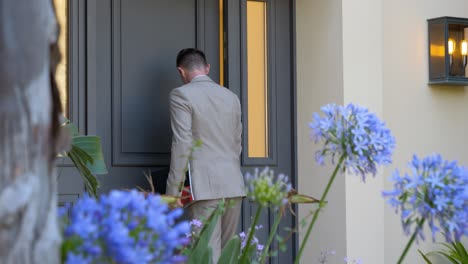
[61, 236, 83, 263]
[275, 234, 284, 243]
[438, 242, 468, 263]
[202, 247, 213, 264]
[418, 249, 433, 264]
[62, 118, 79, 137]
[187, 206, 222, 264]
[437, 251, 460, 264]
[218, 237, 241, 264]
[288, 194, 321, 204]
[72, 136, 107, 174]
[239, 244, 257, 264]
[453, 241, 468, 260]
[71, 145, 93, 164]
[69, 148, 99, 197]
[279, 242, 287, 252]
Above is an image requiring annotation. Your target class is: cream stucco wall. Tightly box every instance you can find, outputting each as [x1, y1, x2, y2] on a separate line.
[342, 0, 385, 263]
[296, 0, 347, 262]
[383, 0, 468, 263]
[297, 0, 468, 263]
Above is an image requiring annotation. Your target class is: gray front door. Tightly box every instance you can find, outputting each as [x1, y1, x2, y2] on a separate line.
[58, 0, 296, 263]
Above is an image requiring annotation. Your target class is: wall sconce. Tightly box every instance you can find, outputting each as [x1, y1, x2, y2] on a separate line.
[428, 16, 468, 86]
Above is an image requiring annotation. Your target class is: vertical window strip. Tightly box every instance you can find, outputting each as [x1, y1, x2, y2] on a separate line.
[247, 0, 268, 158]
[53, 0, 69, 117]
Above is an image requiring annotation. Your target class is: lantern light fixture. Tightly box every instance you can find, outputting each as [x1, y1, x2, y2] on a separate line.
[428, 17, 468, 86]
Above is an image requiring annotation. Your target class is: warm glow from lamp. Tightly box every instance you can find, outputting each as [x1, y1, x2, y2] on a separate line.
[448, 39, 455, 55]
[448, 39, 456, 55]
[462, 40, 468, 56]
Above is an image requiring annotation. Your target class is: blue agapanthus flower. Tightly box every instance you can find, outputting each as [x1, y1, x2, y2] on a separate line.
[383, 154, 468, 242]
[309, 103, 395, 181]
[61, 190, 191, 264]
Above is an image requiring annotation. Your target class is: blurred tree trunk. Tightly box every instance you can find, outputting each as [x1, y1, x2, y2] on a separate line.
[0, 0, 61, 263]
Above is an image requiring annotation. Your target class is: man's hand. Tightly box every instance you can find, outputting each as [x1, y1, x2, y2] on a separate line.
[176, 198, 183, 208]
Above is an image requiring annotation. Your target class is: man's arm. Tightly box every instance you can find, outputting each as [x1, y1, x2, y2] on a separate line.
[166, 88, 192, 196]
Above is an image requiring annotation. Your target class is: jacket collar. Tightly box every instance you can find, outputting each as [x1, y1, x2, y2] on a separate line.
[190, 75, 214, 84]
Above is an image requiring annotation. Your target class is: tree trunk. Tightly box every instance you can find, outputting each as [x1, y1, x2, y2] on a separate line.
[0, 1, 60, 263]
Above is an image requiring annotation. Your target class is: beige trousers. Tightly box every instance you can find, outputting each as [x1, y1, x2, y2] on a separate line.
[187, 197, 243, 264]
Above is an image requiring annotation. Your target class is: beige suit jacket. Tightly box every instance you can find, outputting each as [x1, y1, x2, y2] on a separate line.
[166, 75, 246, 200]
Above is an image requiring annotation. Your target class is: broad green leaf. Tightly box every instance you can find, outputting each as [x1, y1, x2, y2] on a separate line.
[201, 247, 212, 264]
[218, 237, 241, 264]
[72, 136, 107, 174]
[63, 122, 79, 137]
[69, 147, 99, 197]
[71, 145, 93, 163]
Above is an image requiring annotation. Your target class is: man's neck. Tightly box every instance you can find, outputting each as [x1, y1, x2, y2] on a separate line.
[188, 70, 207, 82]
[192, 74, 207, 79]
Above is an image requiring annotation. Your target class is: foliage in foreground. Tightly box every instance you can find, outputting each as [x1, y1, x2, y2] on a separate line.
[383, 154, 468, 263]
[61, 119, 107, 197]
[419, 241, 468, 264]
[60, 190, 190, 264]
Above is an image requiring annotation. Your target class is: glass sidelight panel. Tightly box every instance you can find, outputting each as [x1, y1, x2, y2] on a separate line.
[247, 0, 268, 158]
[53, 0, 69, 117]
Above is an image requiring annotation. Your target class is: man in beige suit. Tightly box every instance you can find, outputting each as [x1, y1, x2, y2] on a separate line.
[166, 48, 245, 263]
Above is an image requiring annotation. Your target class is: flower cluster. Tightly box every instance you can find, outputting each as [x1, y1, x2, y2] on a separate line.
[244, 167, 292, 208]
[186, 219, 203, 240]
[383, 154, 468, 242]
[61, 190, 191, 264]
[309, 103, 395, 180]
[239, 226, 264, 259]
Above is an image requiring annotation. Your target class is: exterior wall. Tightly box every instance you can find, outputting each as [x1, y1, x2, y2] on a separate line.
[296, 0, 346, 262]
[297, 0, 468, 263]
[342, 0, 385, 262]
[383, 0, 468, 263]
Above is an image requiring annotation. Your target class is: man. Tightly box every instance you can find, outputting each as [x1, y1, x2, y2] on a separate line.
[166, 48, 246, 263]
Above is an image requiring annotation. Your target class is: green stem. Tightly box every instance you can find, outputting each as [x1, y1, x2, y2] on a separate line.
[397, 218, 426, 264]
[240, 205, 263, 264]
[259, 209, 284, 264]
[294, 155, 346, 264]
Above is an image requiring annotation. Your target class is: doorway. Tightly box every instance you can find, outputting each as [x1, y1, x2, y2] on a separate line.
[57, 1, 296, 262]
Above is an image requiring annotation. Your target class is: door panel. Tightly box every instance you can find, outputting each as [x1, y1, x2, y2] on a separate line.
[119, 1, 195, 154]
[113, 0, 199, 166]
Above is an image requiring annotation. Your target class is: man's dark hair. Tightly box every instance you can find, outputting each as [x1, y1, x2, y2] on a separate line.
[176, 48, 208, 70]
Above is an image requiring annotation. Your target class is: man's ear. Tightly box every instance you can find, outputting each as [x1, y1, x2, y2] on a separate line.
[177, 67, 184, 76]
[205, 64, 211, 75]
